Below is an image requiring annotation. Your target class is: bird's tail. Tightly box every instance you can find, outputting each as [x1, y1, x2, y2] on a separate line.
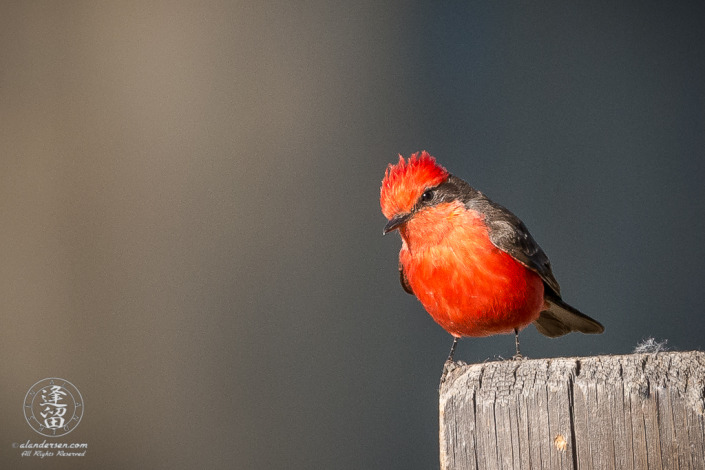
[533, 293, 604, 338]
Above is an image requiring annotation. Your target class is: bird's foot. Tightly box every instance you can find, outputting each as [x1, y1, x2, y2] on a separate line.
[439, 360, 453, 387]
[439, 359, 466, 391]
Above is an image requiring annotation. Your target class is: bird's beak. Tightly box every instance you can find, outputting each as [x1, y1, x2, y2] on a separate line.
[383, 213, 411, 235]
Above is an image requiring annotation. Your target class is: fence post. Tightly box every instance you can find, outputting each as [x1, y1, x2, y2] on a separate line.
[439, 351, 705, 469]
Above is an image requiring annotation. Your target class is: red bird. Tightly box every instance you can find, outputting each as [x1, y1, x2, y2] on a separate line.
[380, 151, 603, 361]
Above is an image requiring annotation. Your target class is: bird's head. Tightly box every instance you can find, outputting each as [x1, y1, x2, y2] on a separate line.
[380, 151, 450, 234]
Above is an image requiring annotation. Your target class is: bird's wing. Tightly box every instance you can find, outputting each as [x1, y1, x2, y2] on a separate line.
[440, 174, 561, 295]
[445, 175, 604, 336]
[399, 263, 414, 295]
[471, 196, 562, 297]
[471, 196, 605, 336]
[481, 203, 607, 336]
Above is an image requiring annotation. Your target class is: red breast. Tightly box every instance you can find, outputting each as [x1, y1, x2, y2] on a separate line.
[398, 200, 545, 337]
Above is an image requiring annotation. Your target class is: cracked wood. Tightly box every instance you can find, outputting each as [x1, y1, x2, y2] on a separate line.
[439, 351, 705, 470]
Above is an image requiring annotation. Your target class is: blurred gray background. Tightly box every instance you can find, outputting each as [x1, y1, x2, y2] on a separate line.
[1, 2, 703, 469]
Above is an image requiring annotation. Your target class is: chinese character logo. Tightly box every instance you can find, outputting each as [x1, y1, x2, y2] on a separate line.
[23, 378, 84, 437]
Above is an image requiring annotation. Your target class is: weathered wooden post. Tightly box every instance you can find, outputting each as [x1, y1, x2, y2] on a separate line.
[439, 351, 705, 469]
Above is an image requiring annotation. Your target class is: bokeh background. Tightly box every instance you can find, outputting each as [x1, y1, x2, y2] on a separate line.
[1, 2, 704, 469]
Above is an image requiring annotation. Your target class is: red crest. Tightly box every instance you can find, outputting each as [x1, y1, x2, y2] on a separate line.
[380, 151, 449, 219]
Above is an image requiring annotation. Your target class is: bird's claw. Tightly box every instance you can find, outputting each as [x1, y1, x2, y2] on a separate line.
[439, 359, 467, 390]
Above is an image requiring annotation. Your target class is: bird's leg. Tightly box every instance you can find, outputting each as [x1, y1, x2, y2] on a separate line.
[513, 328, 523, 360]
[446, 336, 459, 363]
[440, 337, 460, 389]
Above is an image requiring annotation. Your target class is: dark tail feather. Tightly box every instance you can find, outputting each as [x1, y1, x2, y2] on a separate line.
[533, 294, 604, 338]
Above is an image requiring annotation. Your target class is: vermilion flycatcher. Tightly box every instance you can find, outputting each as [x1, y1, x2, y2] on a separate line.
[380, 151, 603, 361]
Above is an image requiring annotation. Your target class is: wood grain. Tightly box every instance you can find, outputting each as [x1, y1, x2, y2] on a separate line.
[439, 351, 705, 470]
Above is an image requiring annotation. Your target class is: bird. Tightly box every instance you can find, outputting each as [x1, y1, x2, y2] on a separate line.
[380, 151, 604, 363]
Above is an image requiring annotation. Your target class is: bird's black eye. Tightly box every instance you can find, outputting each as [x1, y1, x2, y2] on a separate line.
[421, 189, 434, 203]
